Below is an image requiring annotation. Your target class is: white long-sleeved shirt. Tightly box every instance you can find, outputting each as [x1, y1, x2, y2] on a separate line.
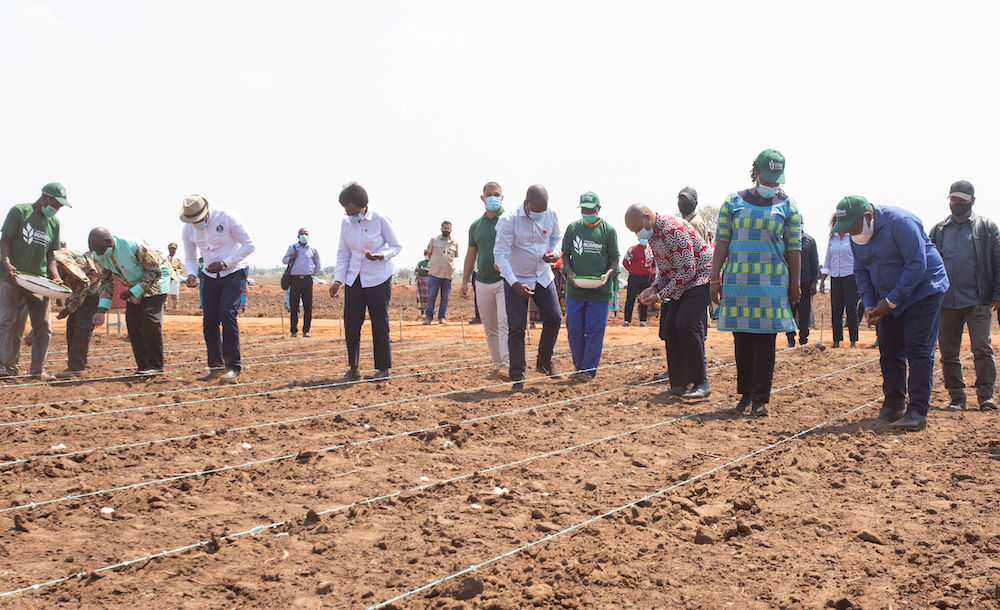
[182, 207, 255, 279]
[334, 208, 401, 287]
[494, 204, 562, 288]
[822, 232, 854, 277]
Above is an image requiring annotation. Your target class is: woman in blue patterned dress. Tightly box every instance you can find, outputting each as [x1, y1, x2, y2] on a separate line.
[709, 149, 802, 417]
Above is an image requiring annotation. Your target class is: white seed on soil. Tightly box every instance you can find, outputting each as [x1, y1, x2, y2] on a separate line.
[100, 507, 114, 515]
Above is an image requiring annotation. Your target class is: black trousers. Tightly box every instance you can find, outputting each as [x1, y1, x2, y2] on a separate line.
[624, 274, 653, 323]
[472, 271, 481, 320]
[733, 332, 777, 403]
[503, 280, 561, 382]
[67, 294, 100, 370]
[664, 284, 710, 389]
[344, 276, 392, 371]
[786, 291, 813, 344]
[126, 294, 167, 370]
[831, 275, 859, 343]
[289, 275, 314, 334]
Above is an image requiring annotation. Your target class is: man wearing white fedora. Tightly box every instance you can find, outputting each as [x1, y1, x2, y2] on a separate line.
[179, 195, 255, 383]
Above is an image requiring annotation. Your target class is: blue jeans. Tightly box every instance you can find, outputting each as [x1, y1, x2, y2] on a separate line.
[504, 280, 561, 382]
[565, 298, 609, 379]
[201, 269, 247, 373]
[425, 275, 452, 321]
[879, 292, 944, 416]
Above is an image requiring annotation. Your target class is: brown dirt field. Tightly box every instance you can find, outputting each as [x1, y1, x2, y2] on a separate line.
[1, 282, 999, 609]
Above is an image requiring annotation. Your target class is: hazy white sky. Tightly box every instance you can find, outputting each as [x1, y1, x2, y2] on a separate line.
[2, 1, 997, 274]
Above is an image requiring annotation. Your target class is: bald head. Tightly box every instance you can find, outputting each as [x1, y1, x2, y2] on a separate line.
[524, 184, 549, 216]
[624, 204, 655, 233]
[88, 227, 114, 255]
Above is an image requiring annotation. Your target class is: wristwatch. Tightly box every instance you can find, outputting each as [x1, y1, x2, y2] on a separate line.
[884, 297, 896, 310]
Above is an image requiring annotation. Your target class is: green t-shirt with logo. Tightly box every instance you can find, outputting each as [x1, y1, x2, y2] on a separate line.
[468, 208, 504, 285]
[1, 204, 61, 285]
[562, 218, 619, 303]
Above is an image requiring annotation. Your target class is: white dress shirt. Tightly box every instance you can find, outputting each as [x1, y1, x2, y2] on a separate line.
[494, 204, 562, 288]
[334, 208, 402, 287]
[182, 206, 256, 279]
[822, 232, 855, 277]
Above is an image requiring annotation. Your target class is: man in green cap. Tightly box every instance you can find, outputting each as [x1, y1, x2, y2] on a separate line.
[0, 183, 70, 381]
[833, 195, 948, 431]
[562, 191, 619, 381]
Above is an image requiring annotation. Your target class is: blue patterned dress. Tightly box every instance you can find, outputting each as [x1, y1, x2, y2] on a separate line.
[716, 190, 801, 333]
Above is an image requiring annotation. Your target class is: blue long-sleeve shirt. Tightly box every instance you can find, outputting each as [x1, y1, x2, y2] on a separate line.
[852, 204, 948, 316]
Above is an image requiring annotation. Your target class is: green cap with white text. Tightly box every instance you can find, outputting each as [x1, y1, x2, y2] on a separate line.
[754, 149, 786, 185]
[578, 191, 600, 209]
[832, 195, 871, 233]
[42, 182, 70, 207]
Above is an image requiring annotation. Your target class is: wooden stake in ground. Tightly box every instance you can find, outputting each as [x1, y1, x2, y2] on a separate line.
[398, 309, 403, 342]
[280, 302, 286, 337]
[819, 301, 824, 344]
[460, 315, 466, 345]
[338, 312, 342, 339]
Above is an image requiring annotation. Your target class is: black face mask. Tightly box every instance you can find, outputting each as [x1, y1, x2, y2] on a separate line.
[950, 202, 973, 218]
[679, 200, 697, 217]
[441, 230, 451, 238]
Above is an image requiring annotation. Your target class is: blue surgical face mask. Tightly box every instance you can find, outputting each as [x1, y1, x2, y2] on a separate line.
[635, 218, 654, 242]
[298, 235, 309, 245]
[638, 239, 648, 246]
[484, 196, 502, 212]
[42, 205, 58, 218]
[756, 184, 778, 199]
[582, 213, 598, 224]
[192, 219, 209, 231]
[527, 209, 546, 222]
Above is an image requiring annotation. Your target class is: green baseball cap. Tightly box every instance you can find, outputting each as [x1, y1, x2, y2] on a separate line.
[832, 195, 871, 233]
[42, 182, 70, 207]
[754, 149, 786, 185]
[578, 191, 600, 209]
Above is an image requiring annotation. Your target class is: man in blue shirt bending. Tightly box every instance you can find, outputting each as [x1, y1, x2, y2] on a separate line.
[832, 196, 949, 432]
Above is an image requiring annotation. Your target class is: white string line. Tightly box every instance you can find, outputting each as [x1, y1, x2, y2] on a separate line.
[0, 349, 895, 598]
[39, 332, 293, 356]
[3, 336, 477, 389]
[0, 345, 816, 515]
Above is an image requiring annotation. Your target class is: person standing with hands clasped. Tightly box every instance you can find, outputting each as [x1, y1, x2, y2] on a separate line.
[834, 195, 948, 431]
[180, 195, 256, 383]
[329, 182, 401, 382]
[562, 192, 619, 381]
[928, 180, 1000, 412]
[710, 149, 801, 418]
[282, 228, 321, 338]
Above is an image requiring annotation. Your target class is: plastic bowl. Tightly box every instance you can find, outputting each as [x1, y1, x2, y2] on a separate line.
[14, 274, 73, 299]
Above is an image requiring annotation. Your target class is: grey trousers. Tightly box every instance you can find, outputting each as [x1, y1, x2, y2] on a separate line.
[938, 305, 995, 404]
[0, 281, 52, 376]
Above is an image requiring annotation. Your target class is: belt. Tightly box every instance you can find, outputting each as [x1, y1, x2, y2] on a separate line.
[296, 275, 311, 279]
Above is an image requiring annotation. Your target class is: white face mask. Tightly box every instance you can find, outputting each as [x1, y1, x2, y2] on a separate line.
[851, 216, 875, 245]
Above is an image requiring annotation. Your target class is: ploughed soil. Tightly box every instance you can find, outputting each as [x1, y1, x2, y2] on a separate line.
[1, 281, 998, 609]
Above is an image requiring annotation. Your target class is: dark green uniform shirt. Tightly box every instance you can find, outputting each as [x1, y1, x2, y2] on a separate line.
[468, 208, 504, 285]
[562, 218, 619, 303]
[1, 203, 60, 285]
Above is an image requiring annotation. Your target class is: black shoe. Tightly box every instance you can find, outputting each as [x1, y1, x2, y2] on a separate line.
[877, 403, 906, 423]
[511, 381, 525, 392]
[220, 370, 240, 384]
[652, 371, 670, 382]
[470, 318, 482, 325]
[197, 369, 224, 382]
[303, 332, 311, 337]
[735, 395, 752, 416]
[749, 400, 769, 417]
[535, 362, 562, 377]
[945, 397, 966, 411]
[340, 369, 362, 382]
[365, 370, 390, 381]
[787, 338, 796, 348]
[666, 384, 691, 396]
[891, 409, 927, 431]
[290, 332, 297, 337]
[683, 381, 712, 399]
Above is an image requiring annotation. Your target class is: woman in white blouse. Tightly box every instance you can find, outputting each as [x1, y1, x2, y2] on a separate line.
[819, 217, 859, 348]
[329, 182, 402, 381]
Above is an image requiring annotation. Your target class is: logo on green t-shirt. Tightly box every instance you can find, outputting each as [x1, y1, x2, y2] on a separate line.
[22, 224, 51, 249]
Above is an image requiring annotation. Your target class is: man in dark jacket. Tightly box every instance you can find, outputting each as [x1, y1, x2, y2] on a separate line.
[787, 221, 820, 347]
[929, 180, 1000, 412]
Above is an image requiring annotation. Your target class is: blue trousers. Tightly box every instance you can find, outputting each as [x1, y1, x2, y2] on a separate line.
[425, 275, 452, 321]
[504, 280, 561, 382]
[878, 292, 943, 416]
[565, 298, 609, 378]
[201, 268, 247, 373]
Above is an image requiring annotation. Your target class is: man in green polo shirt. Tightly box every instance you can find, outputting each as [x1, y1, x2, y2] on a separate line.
[0, 183, 70, 380]
[461, 181, 509, 379]
[562, 191, 619, 381]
